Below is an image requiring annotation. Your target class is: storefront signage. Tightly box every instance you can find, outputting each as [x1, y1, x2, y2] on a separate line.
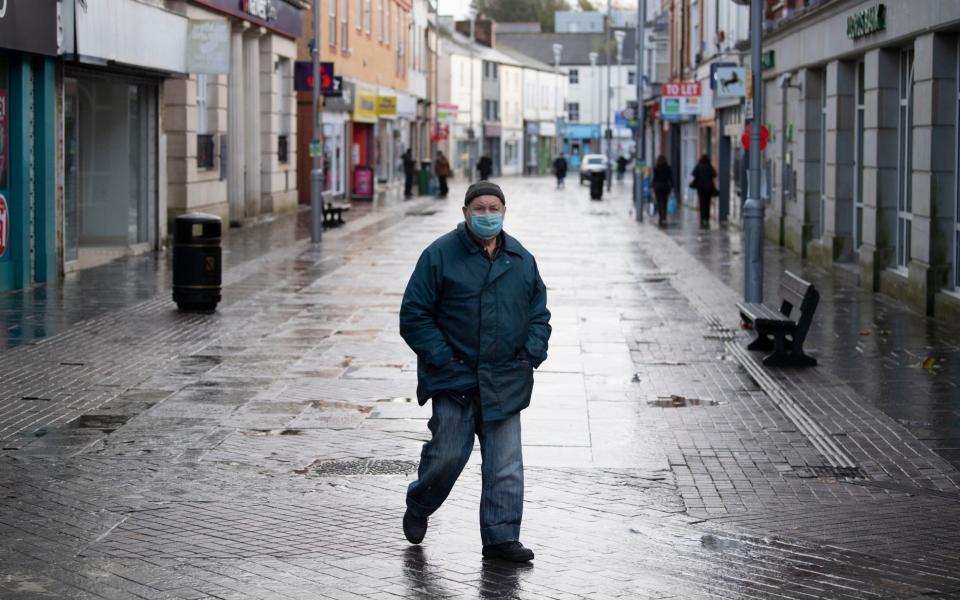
[761, 50, 775, 70]
[0, 0, 60, 56]
[76, 0, 189, 74]
[353, 91, 378, 123]
[0, 89, 6, 189]
[242, 0, 277, 20]
[713, 66, 746, 98]
[376, 95, 397, 117]
[525, 122, 539, 135]
[661, 81, 701, 116]
[847, 4, 885, 39]
[187, 20, 231, 74]
[189, 0, 303, 39]
[0, 193, 8, 258]
[437, 103, 459, 123]
[483, 123, 501, 138]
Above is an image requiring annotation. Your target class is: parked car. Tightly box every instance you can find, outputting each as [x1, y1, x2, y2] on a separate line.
[579, 154, 607, 184]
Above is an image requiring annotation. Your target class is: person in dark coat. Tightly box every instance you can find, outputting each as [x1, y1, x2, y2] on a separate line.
[434, 151, 451, 198]
[652, 155, 673, 226]
[552, 154, 568, 189]
[399, 181, 551, 563]
[691, 154, 718, 228]
[402, 148, 416, 198]
[477, 155, 493, 181]
[616, 155, 629, 182]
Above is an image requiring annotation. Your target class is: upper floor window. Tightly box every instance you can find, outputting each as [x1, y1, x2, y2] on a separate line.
[356, 0, 362, 31]
[569, 69, 578, 84]
[341, 0, 349, 51]
[567, 102, 579, 122]
[328, 0, 337, 47]
[628, 70, 635, 85]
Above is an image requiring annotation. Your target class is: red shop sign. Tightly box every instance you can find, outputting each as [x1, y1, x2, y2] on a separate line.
[661, 81, 701, 97]
[0, 193, 8, 258]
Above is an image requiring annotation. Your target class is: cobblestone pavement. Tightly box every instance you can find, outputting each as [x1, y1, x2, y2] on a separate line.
[1, 177, 960, 599]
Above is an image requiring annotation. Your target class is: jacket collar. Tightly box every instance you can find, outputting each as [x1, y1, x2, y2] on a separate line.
[456, 222, 523, 258]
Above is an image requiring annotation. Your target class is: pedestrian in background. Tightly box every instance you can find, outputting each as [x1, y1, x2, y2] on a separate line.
[690, 154, 718, 228]
[652, 155, 673, 227]
[553, 154, 568, 189]
[616, 155, 629, 182]
[402, 148, 416, 199]
[477, 154, 493, 181]
[399, 181, 551, 563]
[435, 151, 451, 198]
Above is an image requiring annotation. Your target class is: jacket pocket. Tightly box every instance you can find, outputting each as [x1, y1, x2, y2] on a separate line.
[427, 356, 474, 392]
[496, 359, 534, 409]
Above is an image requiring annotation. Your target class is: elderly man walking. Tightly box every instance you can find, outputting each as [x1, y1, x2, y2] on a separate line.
[399, 181, 551, 563]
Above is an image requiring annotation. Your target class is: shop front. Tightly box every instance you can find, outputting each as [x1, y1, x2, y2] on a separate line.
[524, 121, 539, 175]
[62, 0, 188, 269]
[483, 123, 501, 177]
[0, 1, 59, 292]
[561, 123, 600, 170]
[351, 85, 378, 200]
[538, 121, 556, 174]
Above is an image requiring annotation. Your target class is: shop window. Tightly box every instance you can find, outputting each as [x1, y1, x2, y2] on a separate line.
[198, 135, 216, 169]
[854, 60, 865, 250]
[278, 135, 289, 164]
[955, 39, 960, 289]
[569, 69, 578, 84]
[897, 47, 915, 271]
[568, 102, 579, 122]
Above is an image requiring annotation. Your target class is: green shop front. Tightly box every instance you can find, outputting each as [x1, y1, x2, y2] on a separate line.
[0, 1, 58, 293]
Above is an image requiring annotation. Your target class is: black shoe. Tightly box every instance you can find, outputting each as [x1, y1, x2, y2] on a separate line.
[403, 509, 428, 544]
[482, 541, 534, 562]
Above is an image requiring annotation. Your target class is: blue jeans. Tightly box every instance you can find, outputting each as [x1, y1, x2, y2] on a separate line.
[406, 390, 524, 546]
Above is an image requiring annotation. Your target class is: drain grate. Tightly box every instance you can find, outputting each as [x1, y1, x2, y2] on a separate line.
[647, 395, 720, 408]
[304, 458, 419, 476]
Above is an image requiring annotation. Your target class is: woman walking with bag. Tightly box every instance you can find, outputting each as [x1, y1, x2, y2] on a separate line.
[652, 155, 673, 226]
[690, 155, 717, 228]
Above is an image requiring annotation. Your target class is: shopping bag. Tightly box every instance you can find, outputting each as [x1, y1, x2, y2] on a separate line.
[647, 200, 656, 217]
[667, 192, 678, 215]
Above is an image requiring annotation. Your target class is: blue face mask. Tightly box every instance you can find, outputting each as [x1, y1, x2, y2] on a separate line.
[470, 214, 503, 239]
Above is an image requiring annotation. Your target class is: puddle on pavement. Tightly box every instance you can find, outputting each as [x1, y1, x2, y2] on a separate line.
[647, 395, 721, 407]
[376, 397, 415, 403]
[308, 400, 374, 412]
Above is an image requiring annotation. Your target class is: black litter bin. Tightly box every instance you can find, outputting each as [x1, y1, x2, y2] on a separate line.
[589, 170, 605, 200]
[173, 213, 222, 312]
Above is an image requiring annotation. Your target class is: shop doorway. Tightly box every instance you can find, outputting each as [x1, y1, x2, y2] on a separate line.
[64, 73, 157, 268]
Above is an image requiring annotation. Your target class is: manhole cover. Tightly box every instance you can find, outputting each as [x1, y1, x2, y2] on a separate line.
[303, 459, 418, 476]
[647, 395, 720, 407]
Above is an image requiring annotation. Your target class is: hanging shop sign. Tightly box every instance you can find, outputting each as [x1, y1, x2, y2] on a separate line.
[0, 0, 60, 56]
[187, 20, 231, 74]
[0, 193, 8, 259]
[437, 103, 459, 123]
[713, 66, 746, 98]
[761, 50, 775, 71]
[847, 4, 885, 39]
[661, 81, 701, 116]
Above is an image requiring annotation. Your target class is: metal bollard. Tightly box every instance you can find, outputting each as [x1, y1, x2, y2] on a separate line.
[172, 213, 222, 312]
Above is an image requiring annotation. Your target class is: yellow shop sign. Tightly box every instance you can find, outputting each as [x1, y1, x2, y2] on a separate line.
[377, 95, 397, 117]
[354, 92, 378, 123]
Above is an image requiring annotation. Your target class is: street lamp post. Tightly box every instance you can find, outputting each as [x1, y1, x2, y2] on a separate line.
[743, 0, 764, 303]
[552, 43, 563, 157]
[614, 29, 625, 187]
[605, 0, 613, 191]
[634, 0, 645, 222]
[589, 51, 598, 160]
[310, 0, 323, 242]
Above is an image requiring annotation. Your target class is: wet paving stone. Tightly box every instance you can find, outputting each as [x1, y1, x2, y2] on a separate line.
[0, 179, 959, 598]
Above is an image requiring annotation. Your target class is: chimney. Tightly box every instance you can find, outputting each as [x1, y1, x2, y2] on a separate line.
[454, 17, 497, 47]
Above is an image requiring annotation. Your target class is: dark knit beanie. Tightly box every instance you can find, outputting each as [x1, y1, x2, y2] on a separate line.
[464, 181, 506, 206]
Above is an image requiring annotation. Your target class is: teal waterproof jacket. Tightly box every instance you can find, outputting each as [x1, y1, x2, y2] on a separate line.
[399, 222, 551, 420]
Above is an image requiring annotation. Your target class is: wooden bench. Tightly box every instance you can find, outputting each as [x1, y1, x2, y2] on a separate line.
[322, 201, 350, 227]
[737, 271, 819, 367]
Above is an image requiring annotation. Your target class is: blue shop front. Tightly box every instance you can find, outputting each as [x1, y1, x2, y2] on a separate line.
[0, 1, 58, 292]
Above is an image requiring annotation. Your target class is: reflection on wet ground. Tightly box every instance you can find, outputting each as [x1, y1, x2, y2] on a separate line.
[655, 201, 960, 470]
